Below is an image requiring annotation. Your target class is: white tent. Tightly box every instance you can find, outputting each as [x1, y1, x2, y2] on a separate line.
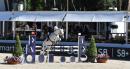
[11, 12, 37, 22]
[64, 11, 127, 22]
[0, 11, 129, 44]
[35, 12, 66, 22]
[11, 11, 66, 22]
[92, 12, 126, 22]
[0, 11, 127, 22]
[0, 12, 12, 21]
[64, 12, 94, 22]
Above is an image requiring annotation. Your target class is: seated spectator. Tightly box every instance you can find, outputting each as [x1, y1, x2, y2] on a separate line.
[25, 23, 30, 30]
[32, 23, 37, 30]
[42, 24, 49, 40]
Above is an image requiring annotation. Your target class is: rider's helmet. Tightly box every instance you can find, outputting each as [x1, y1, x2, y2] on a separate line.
[54, 26, 58, 31]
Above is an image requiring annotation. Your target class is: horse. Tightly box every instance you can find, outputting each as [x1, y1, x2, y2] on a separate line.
[41, 26, 64, 55]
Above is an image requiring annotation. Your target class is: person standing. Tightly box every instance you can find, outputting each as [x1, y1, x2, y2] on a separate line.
[25, 23, 30, 30]
[42, 24, 49, 40]
[32, 23, 37, 35]
[32, 23, 37, 31]
[48, 25, 53, 35]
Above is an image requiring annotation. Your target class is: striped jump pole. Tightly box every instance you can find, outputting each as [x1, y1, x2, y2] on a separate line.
[78, 33, 85, 62]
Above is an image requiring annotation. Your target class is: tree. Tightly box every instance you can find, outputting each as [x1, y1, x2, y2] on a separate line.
[26, 0, 32, 11]
[127, 0, 130, 11]
[122, 0, 128, 10]
[13, 35, 23, 57]
[117, 0, 122, 10]
[25, 0, 44, 11]
[35, 0, 44, 10]
[86, 36, 97, 62]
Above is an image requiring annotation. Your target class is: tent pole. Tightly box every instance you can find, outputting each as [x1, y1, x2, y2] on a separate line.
[65, 0, 69, 40]
[2, 21, 5, 37]
[6, 0, 9, 10]
[66, 22, 68, 40]
[67, 0, 69, 11]
[24, 0, 26, 10]
[99, 22, 100, 35]
[96, 22, 98, 35]
[105, 22, 107, 38]
[12, 21, 15, 39]
[124, 15, 129, 44]
[47, 22, 49, 26]
[56, 22, 58, 26]
[126, 21, 128, 44]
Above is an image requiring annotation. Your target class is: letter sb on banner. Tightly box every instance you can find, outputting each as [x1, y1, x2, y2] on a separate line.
[25, 33, 36, 63]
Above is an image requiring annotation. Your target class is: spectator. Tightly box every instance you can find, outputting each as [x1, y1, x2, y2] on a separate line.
[32, 23, 37, 31]
[85, 25, 90, 41]
[25, 23, 30, 30]
[48, 25, 54, 35]
[42, 24, 49, 39]
[32, 23, 37, 35]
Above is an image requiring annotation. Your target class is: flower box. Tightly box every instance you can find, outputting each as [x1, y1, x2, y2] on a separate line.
[97, 54, 109, 63]
[4, 56, 22, 64]
[97, 58, 108, 63]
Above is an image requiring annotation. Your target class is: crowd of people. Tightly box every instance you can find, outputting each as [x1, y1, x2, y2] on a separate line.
[15, 22, 97, 41]
[23, 23, 92, 41]
[16, 23, 53, 39]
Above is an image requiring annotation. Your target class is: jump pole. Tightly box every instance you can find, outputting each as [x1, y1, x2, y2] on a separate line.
[78, 33, 81, 62]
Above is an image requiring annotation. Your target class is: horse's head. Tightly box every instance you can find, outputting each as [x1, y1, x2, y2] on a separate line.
[48, 26, 64, 43]
[54, 26, 64, 39]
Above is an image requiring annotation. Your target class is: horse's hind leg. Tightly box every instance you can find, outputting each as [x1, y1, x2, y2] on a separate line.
[41, 43, 45, 54]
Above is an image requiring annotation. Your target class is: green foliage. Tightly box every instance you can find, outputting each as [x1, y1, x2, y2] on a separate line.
[35, 0, 44, 10]
[86, 36, 97, 62]
[26, 0, 32, 10]
[26, 0, 44, 11]
[87, 36, 97, 57]
[13, 35, 23, 57]
[24, 0, 127, 11]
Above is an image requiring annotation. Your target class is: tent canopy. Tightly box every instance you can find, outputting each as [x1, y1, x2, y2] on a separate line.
[11, 11, 66, 22]
[0, 11, 129, 22]
[64, 11, 127, 22]
[0, 12, 12, 21]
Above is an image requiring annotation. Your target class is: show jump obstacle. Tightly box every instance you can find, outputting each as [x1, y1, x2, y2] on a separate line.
[1, 33, 130, 62]
[24, 33, 86, 63]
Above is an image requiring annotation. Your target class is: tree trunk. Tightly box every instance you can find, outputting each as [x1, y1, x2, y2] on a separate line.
[128, 0, 130, 11]
[117, 0, 122, 11]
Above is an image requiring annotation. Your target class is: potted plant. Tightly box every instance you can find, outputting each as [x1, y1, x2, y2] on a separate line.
[86, 36, 97, 63]
[4, 35, 23, 64]
[97, 54, 109, 63]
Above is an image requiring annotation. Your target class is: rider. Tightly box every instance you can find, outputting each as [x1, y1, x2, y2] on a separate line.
[41, 26, 59, 54]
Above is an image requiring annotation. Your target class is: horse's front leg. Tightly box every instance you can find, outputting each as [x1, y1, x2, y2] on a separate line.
[41, 43, 48, 55]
